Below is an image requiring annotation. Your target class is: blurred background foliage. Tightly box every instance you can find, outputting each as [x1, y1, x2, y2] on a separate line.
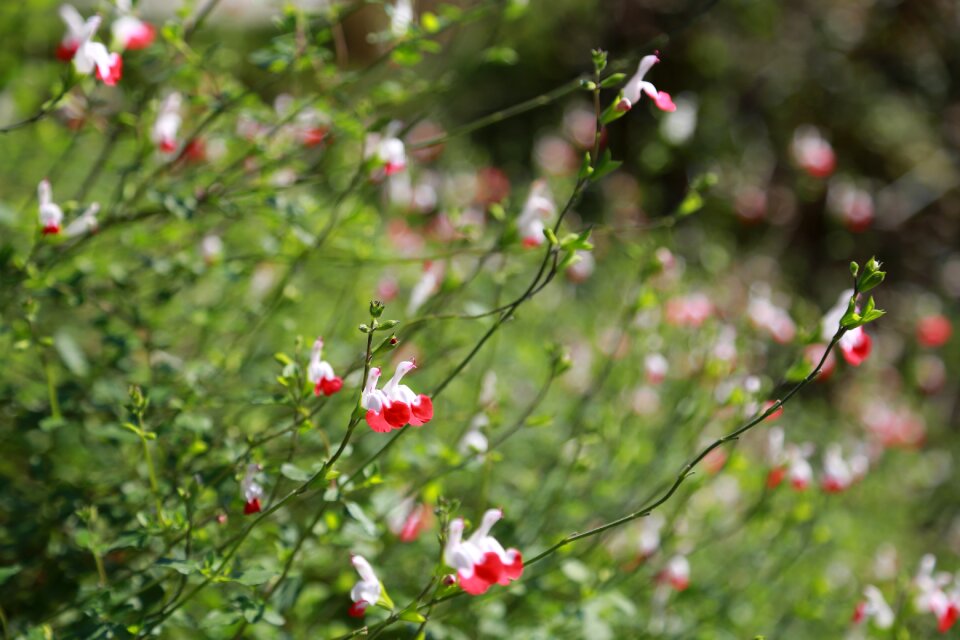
[0, 0, 958, 638]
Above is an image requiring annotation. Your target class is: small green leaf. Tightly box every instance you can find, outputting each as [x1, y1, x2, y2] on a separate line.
[599, 73, 626, 88]
[280, 463, 311, 482]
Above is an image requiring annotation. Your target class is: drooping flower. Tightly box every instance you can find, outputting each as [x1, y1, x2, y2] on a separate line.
[821, 444, 853, 493]
[361, 361, 433, 432]
[644, 353, 668, 384]
[459, 414, 489, 458]
[852, 585, 894, 629]
[348, 555, 382, 618]
[444, 509, 524, 595]
[240, 463, 264, 515]
[111, 0, 155, 50]
[917, 314, 952, 348]
[637, 514, 665, 559]
[407, 261, 445, 315]
[152, 92, 182, 154]
[516, 180, 556, 248]
[913, 555, 959, 633]
[366, 127, 407, 176]
[72, 16, 123, 85]
[747, 291, 796, 344]
[56, 5, 87, 61]
[791, 125, 836, 178]
[929, 589, 960, 633]
[307, 338, 343, 397]
[828, 179, 874, 232]
[786, 442, 814, 491]
[37, 179, 64, 236]
[657, 554, 690, 591]
[64, 203, 100, 238]
[618, 53, 677, 113]
[822, 290, 873, 366]
[387, 498, 432, 543]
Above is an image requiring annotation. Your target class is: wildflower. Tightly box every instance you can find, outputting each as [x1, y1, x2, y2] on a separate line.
[913, 555, 959, 632]
[72, 16, 123, 86]
[64, 203, 100, 238]
[618, 53, 676, 113]
[348, 555, 382, 617]
[366, 128, 407, 176]
[56, 5, 87, 61]
[362, 361, 433, 432]
[152, 93, 182, 154]
[747, 292, 796, 344]
[637, 513, 665, 558]
[791, 125, 836, 178]
[407, 261, 444, 315]
[516, 180, 556, 248]
[852, 585, 894, 629]
[459, 414, 489, 458]
[306, 338, 343, 397]
[786, 443, 814, 490]
[803, 343, 837, 381]
[821, 444, 853, 493]
[657, 555, 690, 591]
[828, 180, 874, 232]
[444, 509, 523, 595]
[387, 499, 432, 542]
[917, 314, 952, 348]
[822, 290, 872, 366]
[566, 250, 596, 283]
[665, 293, 713, 328]
[200, 234, 223, 265]
[644, 353, 668, 384]
[111, 0, 155, 51]
[241, 463, 264, 515]
[37, 179, 64, 236]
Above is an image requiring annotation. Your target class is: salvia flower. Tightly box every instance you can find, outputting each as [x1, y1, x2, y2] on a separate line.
[516, 180, 555, 248]
[644, 353, 668, 384]
[791, 125, 836, 178]
[64, 203, 100, 238]
[618, 53, 677, 113]
[241, 463, 264, 515]
[852, 585, 894, 629]
[822, 290, 872, 366]
[37, 179, 64, 236]
[361, 361, 433, 432]
[111, 0, 155, 50]
[407, 261, 445, 315]
[917, 314, 952, 348]
[390, 0, 414, 37]
[57, 4, 87, 61]
[821, 444, 853, 493]
[366, 128, 407, 176]
[72, 15, 123, 86]
[657, 554, 690, 591]
[914, 555, 959, 633]
[307, 338, 343, 397]
[444, 509, 524, 595]
[786, 442, 815, 490]
[459, 414, 489, 458]
[152, 93, 182, 154]
[387, 498, 431, 542]
[348, 555, 382, 617]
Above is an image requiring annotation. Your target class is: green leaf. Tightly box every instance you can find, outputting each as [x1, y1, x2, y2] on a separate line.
[399, 608, 427, 623]
[155, 558, 200, 575]
[599, 72, 626, 88]
[236, 567, 275, 586]
[590, 149, 621, 182]
[0, 564, 22, 585]
[280, 463, 312, 483]
[345, 501, 378, 536]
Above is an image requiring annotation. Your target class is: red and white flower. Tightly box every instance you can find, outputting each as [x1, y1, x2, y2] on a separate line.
[407, 261, 445, 315]
[517, 180, 556, 248]
[618, 53, 676, 113]
[828, 180, 874, 232]
[914, 555, 959, 633]
[387, 498, 432, 542]
[367, 127, 407, 176]
[747, 292, 796, 344]
[821, 444, 853, 493]
[444, 509, 524, 595]
[56, 5, 87, 61]
[307, 337, 343, 397]
[361, 361, 433, 432]
[822, 290, 872, 366]
[917, 314, 952, 348]
[644, 353, 668, 384]
[152, 93, 182, 154]
[791, 125, 836, 178]
[348, 555, 382, 617]
[37, 179, 64, 236]
[657, 554, 690, 591]
[72, 15, 123, 86]
[240, 463, 264, 515]
[111, 0, 155, 50]
[852, 585, 894, 629]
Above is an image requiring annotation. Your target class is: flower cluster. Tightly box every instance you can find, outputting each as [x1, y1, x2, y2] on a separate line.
[361, 361, 433, 432]
[444, 509, 524, 595]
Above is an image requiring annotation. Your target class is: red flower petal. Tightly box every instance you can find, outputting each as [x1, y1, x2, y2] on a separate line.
[56, 41, 78, 62]
[317, 376, 343, 396]
[347, 601, 368, 618]
[458, 570, 492, 595]
[408, 395, 433, 426]
[766, 466, 786, 489]
[365, 410, 393, 433]
[383, 402, 411, 428]
[243, 498, 261, 515]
